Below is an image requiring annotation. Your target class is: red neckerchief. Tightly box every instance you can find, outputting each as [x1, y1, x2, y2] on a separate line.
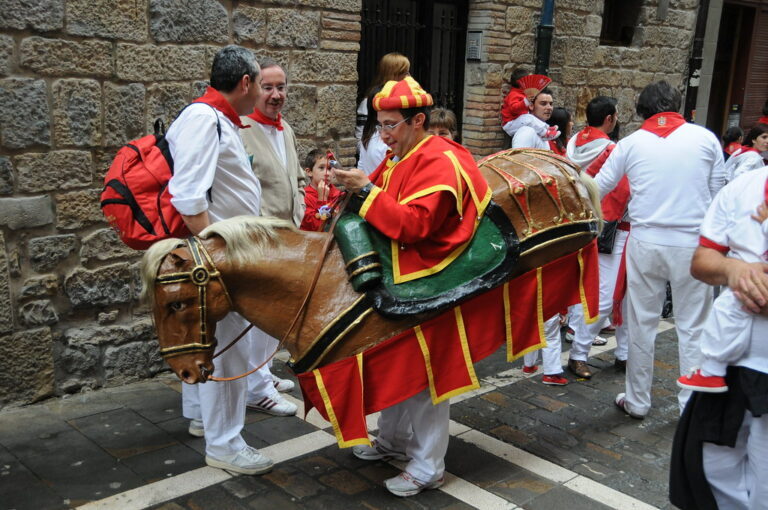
[247, 108, 283, 131]
[548, 139, 566, 156]
[193, 86, 247, 129]
[725, 142, 742, 155]
[740, 146, 761, 155]
[640, 112, 686, 138]
[758, 116, 768, 125]
[575, 126, 610, 147]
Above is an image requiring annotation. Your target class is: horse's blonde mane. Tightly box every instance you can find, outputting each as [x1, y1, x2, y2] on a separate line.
[199, 215, 293, 266]
[140, 238, 186, 303]
[578, 172, 604, 231]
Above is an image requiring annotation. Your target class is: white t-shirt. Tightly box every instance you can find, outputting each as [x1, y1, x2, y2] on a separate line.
[595, 122, 726, 247]
[566, 133, 612, 169]
[700, 166, 768, 372]
[512, 125, 549, 150]
[725, 148, 764, 182]
[167, 103, 261, 222]
[357, 131, 389, 175]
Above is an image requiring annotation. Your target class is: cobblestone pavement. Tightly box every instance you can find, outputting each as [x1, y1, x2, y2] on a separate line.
[0, 320, 684, 510]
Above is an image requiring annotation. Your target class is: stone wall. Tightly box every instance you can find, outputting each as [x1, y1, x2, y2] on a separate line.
[0, 0, 361, 408]
[462, 0, 699, 157]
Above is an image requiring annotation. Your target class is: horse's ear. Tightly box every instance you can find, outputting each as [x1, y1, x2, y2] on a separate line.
[168, 249, 191, 267]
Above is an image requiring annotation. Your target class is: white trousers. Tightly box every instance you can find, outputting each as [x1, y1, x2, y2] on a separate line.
[246, 328, 279, 400]
[703, 411, 768, 510]
[623, 237, 712, 416]
[700, 289, 753, 377]
[523, 316, 563, 375]
[570, 229, 629, 362]
[182, 311, 251, 458]
[375, 389, 450, 483]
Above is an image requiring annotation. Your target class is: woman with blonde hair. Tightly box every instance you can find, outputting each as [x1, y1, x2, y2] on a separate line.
[357, 53, 411, 173]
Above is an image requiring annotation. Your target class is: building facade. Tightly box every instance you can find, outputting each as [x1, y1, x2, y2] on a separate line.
[0, 0, 703, 407]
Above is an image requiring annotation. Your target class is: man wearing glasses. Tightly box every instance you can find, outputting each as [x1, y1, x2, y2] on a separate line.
[333, 76, 491, 497]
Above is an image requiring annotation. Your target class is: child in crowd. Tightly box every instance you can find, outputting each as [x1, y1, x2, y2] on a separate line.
[501, 68, 559, 142]
[300, 149, 341, 232]
[677, 189, 768, 394]
[722, 126, 743, 162]
[428, 107, 458, 141]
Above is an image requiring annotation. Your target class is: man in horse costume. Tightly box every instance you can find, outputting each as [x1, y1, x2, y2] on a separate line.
[333, 77, 492, 497]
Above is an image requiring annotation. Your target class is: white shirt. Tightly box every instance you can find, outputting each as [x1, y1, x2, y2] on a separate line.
[566, 133, 612, 169]
[357, 132, 389, 175]
[725, 148, 764, 182]
[700, 166, 768, 372]
[512, 125, 548, 150]
[167, 103, 261, 222]
[595, 122, 726, 247]
[254, 122, 287, 167]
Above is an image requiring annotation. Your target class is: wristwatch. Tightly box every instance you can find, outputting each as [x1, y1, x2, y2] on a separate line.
[357, 182, 374, 198]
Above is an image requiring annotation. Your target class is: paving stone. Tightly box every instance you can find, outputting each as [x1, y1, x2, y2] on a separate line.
[262, 464, 326, 500]
[69, 408, 177, 459]
[486, 467, 557, 506]
[104, 380, 182, 424]
[120, 443, 203, 483]
[526, 485, 613, 510]
[0, 444, 68, 510]
[445, 436, 527, 489]
[243, 415, 323, 446]
[154, 416, 206, 456]
[318, 468, 372, 495]
[154, 485, 250, 510]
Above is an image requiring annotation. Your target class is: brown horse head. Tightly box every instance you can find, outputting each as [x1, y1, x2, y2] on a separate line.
[141, 237, 231, 384]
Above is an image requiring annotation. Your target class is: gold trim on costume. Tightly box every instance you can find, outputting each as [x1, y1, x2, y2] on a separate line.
[503, 282, 514, 361]
[344, 251, 377, 268]
[348, 263, 382, 279]
[359, 186, 382, 219]
[293, 295, 368, 365]
[305, 307, 375, 372]
[519, 230, 595, 257]
[313, 369, 370, 448]
[578, 247, 600, 324]
[536, 267, 546, 345]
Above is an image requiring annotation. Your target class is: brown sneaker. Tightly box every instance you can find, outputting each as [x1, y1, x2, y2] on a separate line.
[567, 359, 592, 379]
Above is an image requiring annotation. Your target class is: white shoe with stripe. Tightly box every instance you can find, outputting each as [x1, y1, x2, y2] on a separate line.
[246, 393, 297, 416]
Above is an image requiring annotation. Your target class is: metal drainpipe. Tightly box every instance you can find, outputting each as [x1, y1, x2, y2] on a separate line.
[684, 0, 710, 123]
[535, 0, 556, 75]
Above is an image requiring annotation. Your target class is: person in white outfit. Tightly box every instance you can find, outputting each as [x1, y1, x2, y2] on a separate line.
[565, 96, 629, 379]
[724, 123, 768, 182]
[670, 170, 768, 509]
[594, 81, 726, 419]
[677, 167, 768, 394]
[167, 45, 272, 475]
[511, 89, 553, 151]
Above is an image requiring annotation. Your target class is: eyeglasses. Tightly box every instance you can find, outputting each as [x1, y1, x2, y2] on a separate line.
[375, 117, 411, 133]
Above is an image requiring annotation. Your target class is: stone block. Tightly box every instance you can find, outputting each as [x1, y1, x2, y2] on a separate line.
[0, 78, 50, 149]
[508, 34, 535, 63]
[585, 15, 602, 37]
[233, 6, 267, 44]
[316, 85, 356, 138]
[80, 228, 138, 263]
[555, 11, 586, 35]
[0, 35, 12, 77]
[319, 40, 359, 52]
[104, 342, 151, 382]
[0, 232, 10, 334]
[28, 234, 78, 272]
[0, 157, 12, 195]
[150, 0, 228, 43]
[55, 189, 103, 230]
[297, 0, 360, 11]
[52, 79, 102, 147]
[146, 83, 189, 133]
[190, 80, 209, 100]
[104, 83, 146, 147]
[0, 0, 64, 31]
[20, 37, 112, 77]
[289, 51, 357, 83]
[116, 44, 209, 81]
[268, 8, 321, 48]
[19, 300, 58, 327]
[65, 319, 153, 347]
[19, 275, 59, 299]
[64, 263, 133, 307]
[0, 196, 54, 230]
[0, 327, 54, 405]
[282, 84, 317, 137]
[66, 0, 148, 41]
[564, 38, 597, 67]
[60, 343, 100, 376]
[15, 151, 92, 193]
[98, 310, 119, 324]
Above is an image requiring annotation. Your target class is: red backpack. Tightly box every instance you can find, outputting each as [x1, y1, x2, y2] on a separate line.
[100, 106, 220, 250]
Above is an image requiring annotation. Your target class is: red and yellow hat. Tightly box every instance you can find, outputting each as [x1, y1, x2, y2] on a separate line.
[373, 76, 434, 111]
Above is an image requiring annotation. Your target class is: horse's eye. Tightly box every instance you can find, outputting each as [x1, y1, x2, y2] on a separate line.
[168, 301, 185, 312]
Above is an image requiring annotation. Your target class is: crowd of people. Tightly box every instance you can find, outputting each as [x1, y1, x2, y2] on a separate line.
[158, 44, 768, 505]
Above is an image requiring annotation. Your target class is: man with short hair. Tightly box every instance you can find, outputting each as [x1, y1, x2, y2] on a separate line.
[565, 96, 629, 379]
[333, 76, 491, 497]
[239, 60, 307, 418]
[511, 89, 554, 150]
[167, 44, 273, 475]
[594, 81, 726, 419]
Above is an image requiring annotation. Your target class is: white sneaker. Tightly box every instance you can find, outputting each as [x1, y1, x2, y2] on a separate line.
[352, 439, 409, 461]
[385, 471, 444, 497]
[188, 419, 204, 437]
[246, 393, 297, 416]
[205, 445, 273, 475]
[272, 375, 295, 393]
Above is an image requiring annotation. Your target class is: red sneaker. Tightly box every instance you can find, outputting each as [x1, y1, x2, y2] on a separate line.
[676, 369, 728, 393]
[542, 374, 568, 386]
[522, 364, 539, 375]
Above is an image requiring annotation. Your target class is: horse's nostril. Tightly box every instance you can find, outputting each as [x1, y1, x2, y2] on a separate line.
[181, 370, 191, 380]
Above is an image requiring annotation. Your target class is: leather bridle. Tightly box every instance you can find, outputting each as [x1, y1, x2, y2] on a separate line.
[155, 236, 233, 361]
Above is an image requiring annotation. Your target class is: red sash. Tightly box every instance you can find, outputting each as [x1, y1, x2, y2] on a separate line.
[247, 108, 284, 130]
[640, 112, 686, 138]
[193, 87, 247, 129]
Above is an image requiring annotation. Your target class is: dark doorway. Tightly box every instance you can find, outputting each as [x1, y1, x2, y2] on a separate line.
[706, 3, 756, 134]
[358, 0, 468, 134]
